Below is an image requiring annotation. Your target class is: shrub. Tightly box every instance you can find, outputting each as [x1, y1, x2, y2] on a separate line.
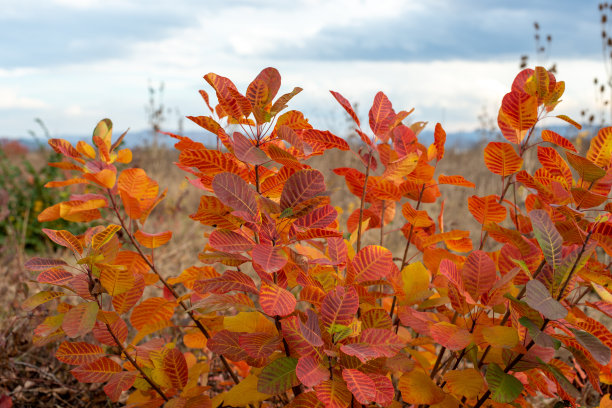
[25, 67, 612, 407]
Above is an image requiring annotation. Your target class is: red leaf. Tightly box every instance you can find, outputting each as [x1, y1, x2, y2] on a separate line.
[369, 92, 394, 138]
[163, 348, 188, 389]
[429, 322, 473, 350]
[347, 245, 393, 284]
[300, 129, 350, 152]
[209, 230, 254, 253]
[339, 328, 403, 363]
[330, 91, 360, 126]
[239, 332, 281, 359]
[321, 286, 359, 327]
[92, 319, 128, 346]
[103, 371, 137, 402]
[369, 373, 395, 406]
[438, 174, 475, 188]
[233, 132, 269, 165]
[207, 330, 249, 362]
[212, 172, 259, 221]
[260, 281, 296, 317]
[500, 90, 538, 131]
[297, 355, 329, 387]
[37, 268, 73, 285]
[462, 250, 497, 303]
[294, 204, 337, 229]
[255, 67, 281, 103]
[342, 369, 376, 404]
[299, 309, 323, 347]
[280, 169, 326, 211]
[25, 257, 68, 271]
[252, 244, 287, 273]
[195, 270, 258, 295]
[134, 230, 172, 249]
[393, 125, 416, 157]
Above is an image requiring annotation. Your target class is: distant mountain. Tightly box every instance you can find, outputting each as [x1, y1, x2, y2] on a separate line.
[7, 123, 591, 152]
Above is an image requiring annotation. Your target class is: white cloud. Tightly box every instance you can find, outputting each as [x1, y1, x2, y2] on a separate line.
[0, 88, 47, 109]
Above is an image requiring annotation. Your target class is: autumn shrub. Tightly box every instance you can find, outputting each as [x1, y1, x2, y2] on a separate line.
[24, 67, 612, 408]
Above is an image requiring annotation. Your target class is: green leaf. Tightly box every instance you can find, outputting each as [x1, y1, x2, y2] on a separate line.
[257, 356, 299, 394]
[485, 363, 523, 403]
[529, 210, 563, 271]
[328, 324, 352, 343]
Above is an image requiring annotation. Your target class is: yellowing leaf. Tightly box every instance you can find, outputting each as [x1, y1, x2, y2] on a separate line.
[443, 368, 484, 399]
[400, 262, 430, 305]
[211, 374, 271, 407]
[399, 369, 445, 405]
[223, 311, 277, 334]
[481, 326, 519, 349]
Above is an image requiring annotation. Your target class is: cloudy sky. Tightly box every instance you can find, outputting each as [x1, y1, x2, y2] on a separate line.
[0, 0, 606, 142]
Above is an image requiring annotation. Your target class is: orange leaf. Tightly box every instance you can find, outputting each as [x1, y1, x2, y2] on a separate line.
[62, 302, 99, 338]
[315, 378, 352, 408]
[71, 357, 121, 383]
[100, 265, 134, 296]
[398, 370, 444, 405]
[434, 123, 446, 161]
[92, 224, 122, 250]
[83, 169, 116, 189]
[438, 174, 475, 188]
[587, 126, 612, 168]
[56, 341, 104, 365]
[484, 142, 523, 176]
[468, 195, 507, 224]
[130, 297, 175, 331]
[500, 90, 538, 131]
[134, 230, 172, 249]
[541, 130, 577, 152]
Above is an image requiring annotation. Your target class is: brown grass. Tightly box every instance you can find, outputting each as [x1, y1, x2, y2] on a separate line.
[0, 140, 604, 407]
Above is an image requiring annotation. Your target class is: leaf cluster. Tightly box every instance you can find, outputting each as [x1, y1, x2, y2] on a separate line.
[25, 67, 612, 408]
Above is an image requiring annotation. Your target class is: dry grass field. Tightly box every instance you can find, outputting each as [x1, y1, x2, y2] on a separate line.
[0, 132, 603, 407]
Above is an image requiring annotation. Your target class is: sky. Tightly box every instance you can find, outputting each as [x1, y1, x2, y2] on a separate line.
[0, 0, 607, 142]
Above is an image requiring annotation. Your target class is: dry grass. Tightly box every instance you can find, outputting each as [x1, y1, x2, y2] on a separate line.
[0, 140, 604, 407]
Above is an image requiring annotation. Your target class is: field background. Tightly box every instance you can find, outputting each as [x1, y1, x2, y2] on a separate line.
[0, 124, 603, 406]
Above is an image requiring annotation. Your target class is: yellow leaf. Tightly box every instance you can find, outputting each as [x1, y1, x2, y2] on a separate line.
[481, 326, 519, 349]
[443, 368, 484, 399]
[211, 374, 271, 407]
[223, 312, 277, 334]
[398, 369, 445, 405]
[400, 262, 431, 305]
